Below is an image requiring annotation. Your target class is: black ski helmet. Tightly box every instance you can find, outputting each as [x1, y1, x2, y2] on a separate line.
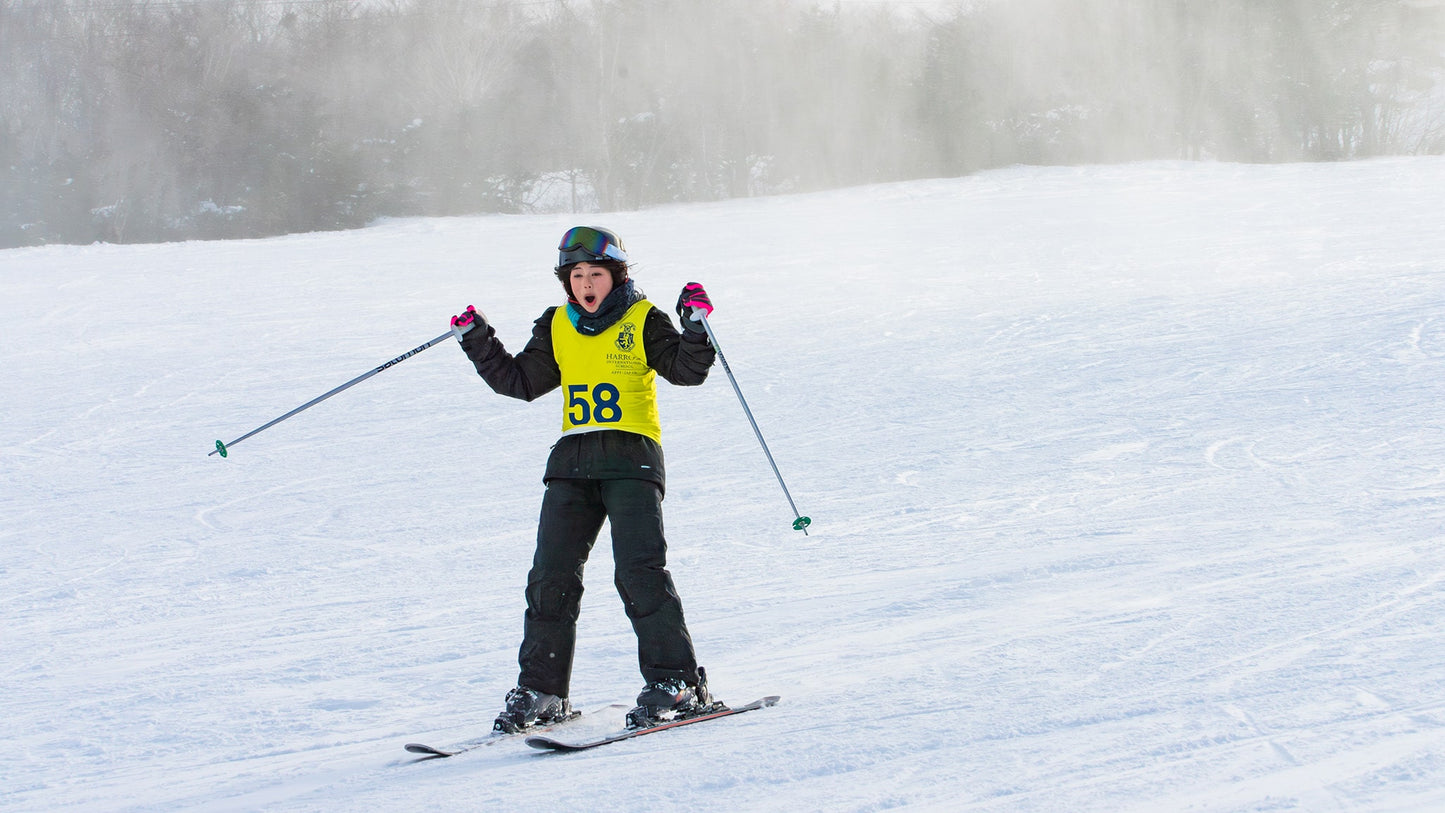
[554, 226, 630, 298]
[556, 225, 628, 269]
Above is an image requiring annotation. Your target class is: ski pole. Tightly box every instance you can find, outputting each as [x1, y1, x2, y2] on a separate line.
[209, 330, 453, 457]
[692, 308, 811, 534]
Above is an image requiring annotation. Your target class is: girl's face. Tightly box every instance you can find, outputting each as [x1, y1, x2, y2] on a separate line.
[570, 262, 614, 313]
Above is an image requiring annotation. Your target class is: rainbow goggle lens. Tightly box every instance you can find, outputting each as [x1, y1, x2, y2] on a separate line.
[557, 226, 628, 268]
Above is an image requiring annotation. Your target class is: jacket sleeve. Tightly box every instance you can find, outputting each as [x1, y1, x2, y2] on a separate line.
[459, 307, 562, 401]
[642, 306, 715, 386]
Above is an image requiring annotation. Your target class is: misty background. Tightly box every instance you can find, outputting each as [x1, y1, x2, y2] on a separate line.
[3, 0, 1443, 249]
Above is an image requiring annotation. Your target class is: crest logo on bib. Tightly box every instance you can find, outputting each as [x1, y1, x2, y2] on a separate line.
[615, 322, 637, 352]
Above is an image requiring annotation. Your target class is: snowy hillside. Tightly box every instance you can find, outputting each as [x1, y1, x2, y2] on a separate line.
[3, 159, 1445, 811]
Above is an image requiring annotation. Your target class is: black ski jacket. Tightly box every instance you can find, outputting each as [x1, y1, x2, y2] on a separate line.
[460, 304, 714, 492]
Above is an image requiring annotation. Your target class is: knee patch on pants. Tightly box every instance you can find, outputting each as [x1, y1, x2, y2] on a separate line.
[527, 575, 584, 622]
[615, 567, 679, 619]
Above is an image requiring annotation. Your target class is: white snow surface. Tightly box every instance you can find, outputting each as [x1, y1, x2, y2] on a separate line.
[4, 159, 1445, 812]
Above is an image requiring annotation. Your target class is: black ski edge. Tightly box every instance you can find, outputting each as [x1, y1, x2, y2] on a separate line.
[525, 695, 780, 752]
[404, 708, 585, 759]
[404, 742, 459, 758]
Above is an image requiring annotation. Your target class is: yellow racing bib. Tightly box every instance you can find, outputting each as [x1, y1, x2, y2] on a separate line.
[551, 300, 661, 443]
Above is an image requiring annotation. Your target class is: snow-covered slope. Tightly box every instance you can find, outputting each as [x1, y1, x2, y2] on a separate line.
[3, 158, 1444, 811]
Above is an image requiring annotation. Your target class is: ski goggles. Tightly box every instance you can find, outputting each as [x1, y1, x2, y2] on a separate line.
[557, 226, 628, 267]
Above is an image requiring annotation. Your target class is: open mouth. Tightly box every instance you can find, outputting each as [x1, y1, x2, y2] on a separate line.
[583, 294, 598, 306]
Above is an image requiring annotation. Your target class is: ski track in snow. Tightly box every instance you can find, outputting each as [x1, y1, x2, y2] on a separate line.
[3, 158, 1445, 811]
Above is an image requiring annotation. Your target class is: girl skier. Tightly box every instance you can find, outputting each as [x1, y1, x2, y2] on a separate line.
[451, 226, 717, 732]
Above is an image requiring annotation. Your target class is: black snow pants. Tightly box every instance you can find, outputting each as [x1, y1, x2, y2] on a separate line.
[517, 477, 698, 698]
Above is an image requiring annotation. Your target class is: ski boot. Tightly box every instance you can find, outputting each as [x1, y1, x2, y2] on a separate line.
[626, 667, 716, 728]
[493, 686, 571, 734]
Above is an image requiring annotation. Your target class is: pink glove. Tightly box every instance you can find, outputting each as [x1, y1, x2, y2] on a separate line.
[451, 305, 481, 342]
[675, 283, 712, 332]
